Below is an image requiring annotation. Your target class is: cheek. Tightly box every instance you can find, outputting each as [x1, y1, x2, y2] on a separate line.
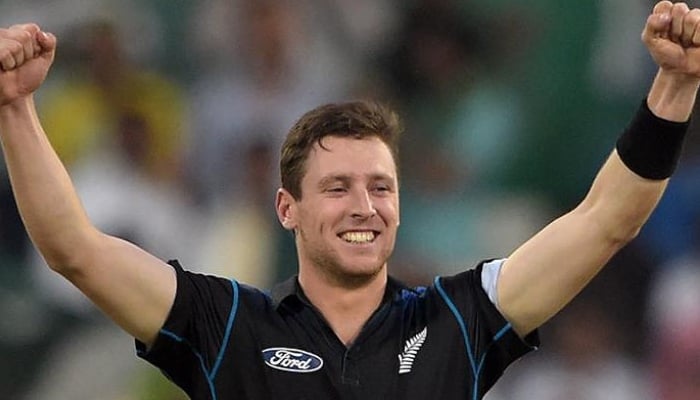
[298, 202, 342, 233]
[378, 200, 400, 226]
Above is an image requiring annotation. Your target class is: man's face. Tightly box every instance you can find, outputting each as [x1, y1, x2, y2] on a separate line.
[277, 136, 400, 285]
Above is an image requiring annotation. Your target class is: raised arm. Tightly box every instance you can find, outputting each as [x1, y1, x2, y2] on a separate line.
[0, 24, 176, 347]
[496, 1, 700, 337]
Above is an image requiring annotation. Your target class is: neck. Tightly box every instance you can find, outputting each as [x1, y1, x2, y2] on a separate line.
[299, 267, 387, 346]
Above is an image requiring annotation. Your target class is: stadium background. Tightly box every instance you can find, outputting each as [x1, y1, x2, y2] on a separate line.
[0, 0, 698, 399]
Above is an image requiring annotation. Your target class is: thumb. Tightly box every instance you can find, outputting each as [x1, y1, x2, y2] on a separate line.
[35, 31, 56, 60]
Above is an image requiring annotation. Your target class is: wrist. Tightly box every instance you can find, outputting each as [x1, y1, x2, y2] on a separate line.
[0, 96, 38, 138]
[615, 98, 689, 180]
[648, 69, 700, 121]
[0, 96, 35, 119]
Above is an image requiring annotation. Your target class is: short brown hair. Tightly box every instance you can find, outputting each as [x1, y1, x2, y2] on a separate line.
[280, 101, 402, 199]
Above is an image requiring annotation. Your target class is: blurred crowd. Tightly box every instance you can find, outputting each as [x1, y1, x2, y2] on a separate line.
[0, 0, 698, 399]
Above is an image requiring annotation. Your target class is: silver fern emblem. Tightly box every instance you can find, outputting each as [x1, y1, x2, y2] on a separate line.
[398, 327, 428, 374]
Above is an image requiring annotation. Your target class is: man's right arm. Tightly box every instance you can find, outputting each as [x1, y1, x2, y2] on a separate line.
[0, 24, 175, 347]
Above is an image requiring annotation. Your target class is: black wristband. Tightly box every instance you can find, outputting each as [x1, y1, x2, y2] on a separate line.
[615, 99, 689, 180]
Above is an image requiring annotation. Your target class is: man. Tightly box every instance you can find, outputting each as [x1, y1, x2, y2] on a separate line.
[0, 1, 697, 398]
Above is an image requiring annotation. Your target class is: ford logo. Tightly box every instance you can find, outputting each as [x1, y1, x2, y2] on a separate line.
[262, 347, 324, 373]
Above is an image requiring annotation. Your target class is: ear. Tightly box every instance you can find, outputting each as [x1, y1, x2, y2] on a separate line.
[275, 188, 297, 231]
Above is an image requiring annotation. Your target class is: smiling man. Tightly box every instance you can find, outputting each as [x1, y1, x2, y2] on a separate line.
[1, 2, 700, 399]
[275, 107, 403, 347]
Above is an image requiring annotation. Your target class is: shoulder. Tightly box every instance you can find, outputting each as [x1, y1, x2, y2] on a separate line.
[168, 260, 274, 313]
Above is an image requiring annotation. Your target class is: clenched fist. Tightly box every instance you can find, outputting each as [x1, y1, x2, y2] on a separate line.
[0, 23, 56, 106]
[644, 1, 700, 80]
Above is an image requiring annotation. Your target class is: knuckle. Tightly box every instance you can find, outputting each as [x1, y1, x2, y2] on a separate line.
[7, 24, 22, 34]
[654, 1, 672, 14]
[17, 30, 32, 41]
[673, 3, 690, 15]
[24, 23, 40, 33]
[8, 41, 22, 53]
[0, 46, 15, 59]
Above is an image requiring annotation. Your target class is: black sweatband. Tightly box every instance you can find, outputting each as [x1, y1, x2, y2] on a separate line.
[615, 99, 689, 180]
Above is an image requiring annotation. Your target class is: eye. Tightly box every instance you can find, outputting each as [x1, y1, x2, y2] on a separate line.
[371, 184, 392, 194]
[326, 186, 347, 193]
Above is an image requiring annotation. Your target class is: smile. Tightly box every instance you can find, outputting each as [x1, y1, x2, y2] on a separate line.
[339, 231, 377, 244]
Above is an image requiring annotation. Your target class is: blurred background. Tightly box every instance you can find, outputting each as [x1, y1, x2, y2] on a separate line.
[0, 0, 699, 399]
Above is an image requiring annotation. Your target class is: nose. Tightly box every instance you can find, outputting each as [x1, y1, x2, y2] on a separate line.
[350, 189, 377, 219]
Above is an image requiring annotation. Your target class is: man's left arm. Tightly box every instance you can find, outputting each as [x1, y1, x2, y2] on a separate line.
[496, 1, 700, 337]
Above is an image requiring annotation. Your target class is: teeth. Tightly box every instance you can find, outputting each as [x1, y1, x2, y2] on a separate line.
[341, 231, 375, 243]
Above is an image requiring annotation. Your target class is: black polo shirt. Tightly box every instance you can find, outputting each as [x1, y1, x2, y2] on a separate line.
[137, 260, 538, 400]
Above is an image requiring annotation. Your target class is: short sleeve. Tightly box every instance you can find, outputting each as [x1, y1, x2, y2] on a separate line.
[135, 260, 238, 392]
[435, 261, 539, 393]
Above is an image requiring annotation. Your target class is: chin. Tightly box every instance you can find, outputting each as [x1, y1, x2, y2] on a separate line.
[335, 269, 383, 289]
[325, 260, 386, 288]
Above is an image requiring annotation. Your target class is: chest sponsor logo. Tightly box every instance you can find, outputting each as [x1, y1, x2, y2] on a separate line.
[398, 326, 427, 374]
[262, 347, 324, 373]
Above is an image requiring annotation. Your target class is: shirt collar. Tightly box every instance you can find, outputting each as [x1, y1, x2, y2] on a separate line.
[270, 275, 303, 309]
[270, 275, 409, 310]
